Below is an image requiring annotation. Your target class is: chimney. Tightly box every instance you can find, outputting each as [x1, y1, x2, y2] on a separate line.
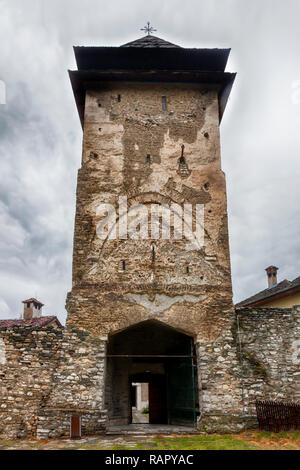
[22, 298, 44, 320]
[265, 266, 278, 288]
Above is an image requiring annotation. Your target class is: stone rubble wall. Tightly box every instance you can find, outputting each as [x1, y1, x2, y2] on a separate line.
[0, 324, 107, 439]
[235, 306, 300, 416]
[196, 313, 247, 433]
[0, 305, 299, 438]
[197, 305, 300, 433]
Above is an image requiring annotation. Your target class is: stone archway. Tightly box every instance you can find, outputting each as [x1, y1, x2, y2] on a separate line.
[105, 320, 199, 427]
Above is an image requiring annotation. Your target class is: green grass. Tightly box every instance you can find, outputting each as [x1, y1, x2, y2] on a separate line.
[92, 436, 258, 450]
[151, 436, 258, 450]
[0, 432, 299, 450]
[254, 431, 300, 440]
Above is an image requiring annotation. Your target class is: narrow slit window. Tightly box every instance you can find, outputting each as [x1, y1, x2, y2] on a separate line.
[120, 260, 126, 271]
[146, 154, 151, 164]
[151, 244, 155, 263]
[162, 96, 167, 111]
[186, 266, 190, 274]
[118, 94, 121, 102]
[179, 145, 185, 164]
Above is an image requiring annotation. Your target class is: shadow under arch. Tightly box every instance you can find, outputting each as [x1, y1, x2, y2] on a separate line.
[108, 318, 195, 341]
[105, 319, 199, 427]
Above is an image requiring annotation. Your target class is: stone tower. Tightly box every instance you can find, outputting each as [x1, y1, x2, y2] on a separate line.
[67, 33, 238, 428]
[1, 34, 298, 440]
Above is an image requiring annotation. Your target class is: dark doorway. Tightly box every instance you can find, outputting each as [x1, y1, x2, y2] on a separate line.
[106, 320, 198, 427]
[70, 415, 81, 439]
[130, 384, 137, 408]
[130, 381, 149, 424]
[167, 357, 196, 425]
[149, 375, 167, 424]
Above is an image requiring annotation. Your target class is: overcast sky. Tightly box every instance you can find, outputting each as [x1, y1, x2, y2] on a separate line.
[0, 0, 300, 322]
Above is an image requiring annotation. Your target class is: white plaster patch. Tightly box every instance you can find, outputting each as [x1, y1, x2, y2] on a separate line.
[291, 339, 300, 365]
[0, 338, 6, 365]
[125, 293, 205, 315]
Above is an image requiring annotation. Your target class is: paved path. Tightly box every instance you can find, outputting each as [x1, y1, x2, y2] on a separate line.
[132, 409, 149, 424]
[107, 423, 196, 434]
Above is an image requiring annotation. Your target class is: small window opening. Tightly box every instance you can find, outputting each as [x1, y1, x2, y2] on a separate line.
[119, 260, 126, 272]
[98, 103, 102, 108]
[186, 266, 190, 274]
[99, 128, 102, 132]
[151, 244, 156, 263]
[118, 94, 121, 102]
[179, 145, 185, 164]
[27, 303, 30, 308]
[204, 132, 209, 139]
[162, 96, 167, 111]
[146, 154, 151, 164]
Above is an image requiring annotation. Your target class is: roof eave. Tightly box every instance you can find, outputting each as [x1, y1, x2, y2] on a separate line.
[236, 283, 300, 308]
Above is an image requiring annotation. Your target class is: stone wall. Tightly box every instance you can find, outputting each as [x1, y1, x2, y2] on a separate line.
[197, 306, 300, 432]
[0, 324, 107, 439]
[0, 305, 299, 438]
[197, 313, 246, 433]
[236, 306, 300, 417]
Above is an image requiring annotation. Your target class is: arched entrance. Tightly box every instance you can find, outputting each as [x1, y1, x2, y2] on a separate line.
[105, 320, 198, 428]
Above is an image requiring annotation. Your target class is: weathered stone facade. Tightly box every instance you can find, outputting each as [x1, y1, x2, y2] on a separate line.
[66, 82, 233, 339]
[0, 324, 107, 438]
[236, 307, 300, 411]
[0, 36, 299, 438]
[198, 306, 300, 432]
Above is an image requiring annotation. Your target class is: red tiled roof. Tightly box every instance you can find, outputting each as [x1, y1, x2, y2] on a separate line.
[22, 298, 44, 306]
[0, 316, 62, 328]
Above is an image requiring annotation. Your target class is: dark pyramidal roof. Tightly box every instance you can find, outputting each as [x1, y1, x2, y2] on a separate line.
[121, 35, 181, 48]
[70, 33, 236, 128]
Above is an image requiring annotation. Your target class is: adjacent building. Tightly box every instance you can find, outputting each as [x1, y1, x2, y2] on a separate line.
[236, 266, 300, 308]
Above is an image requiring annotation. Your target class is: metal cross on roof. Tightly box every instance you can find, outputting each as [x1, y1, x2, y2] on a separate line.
[140, 22, 157, 36]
